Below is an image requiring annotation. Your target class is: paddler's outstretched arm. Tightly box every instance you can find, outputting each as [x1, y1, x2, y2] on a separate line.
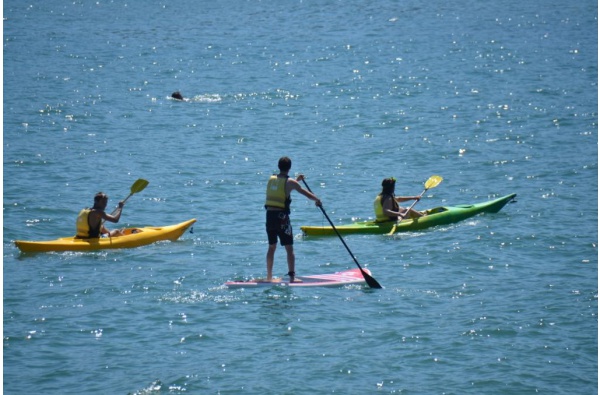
[101, 201, 125, 223]
[395, 195, 421, 203]
[289, 175, 322, 206]
[385, 196, 423, 219]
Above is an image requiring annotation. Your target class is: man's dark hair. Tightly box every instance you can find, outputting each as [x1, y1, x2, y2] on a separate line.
[94, 192, 108, 202]
[278, 157, 292, 172]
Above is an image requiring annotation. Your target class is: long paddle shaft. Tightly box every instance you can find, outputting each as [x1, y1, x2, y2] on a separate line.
[110, 178, 150, 216]
[301, 179, 382, 289]
[388, 175, 443, 235]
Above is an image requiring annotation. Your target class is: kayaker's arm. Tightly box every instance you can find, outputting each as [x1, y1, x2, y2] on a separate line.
[384, 197, 424, 219]
[102, 201, 125, 223]
[382, 204, 405, 218]
[395, 196, 421, 203]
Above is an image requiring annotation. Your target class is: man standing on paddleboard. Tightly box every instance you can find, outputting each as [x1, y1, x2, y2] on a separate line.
[265, 157, 321, 283]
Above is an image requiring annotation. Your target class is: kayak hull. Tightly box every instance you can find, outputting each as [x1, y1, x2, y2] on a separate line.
[15, 218, 196, 253]
[301, 194, 516, 236]
[225, 268, 370, 288]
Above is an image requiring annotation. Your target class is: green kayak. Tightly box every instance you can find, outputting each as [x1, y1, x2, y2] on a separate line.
[300, 193, 516, 236]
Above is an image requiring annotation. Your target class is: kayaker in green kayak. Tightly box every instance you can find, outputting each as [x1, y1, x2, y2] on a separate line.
[265, 157, 321, 283]
[76, 192, 125, 238]
[374, 177, 425, 222]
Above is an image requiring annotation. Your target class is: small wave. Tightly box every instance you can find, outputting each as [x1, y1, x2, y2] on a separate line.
[167, 94, 223, 103]
[190, 94, 222, 103]
[159, 289, 239, 304]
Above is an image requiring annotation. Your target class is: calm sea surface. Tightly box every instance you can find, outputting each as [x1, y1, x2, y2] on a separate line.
[3, 1, 597, 394]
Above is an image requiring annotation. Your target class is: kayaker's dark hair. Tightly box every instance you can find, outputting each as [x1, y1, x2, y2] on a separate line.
[380, 178, 396, 195]
[278, 157, 292, 172]
[94, 192, 108, 202]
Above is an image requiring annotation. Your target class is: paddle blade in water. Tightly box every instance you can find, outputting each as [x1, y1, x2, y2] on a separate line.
[362, 269, 383, 289]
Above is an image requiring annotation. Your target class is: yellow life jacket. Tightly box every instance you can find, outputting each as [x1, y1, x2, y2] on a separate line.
[265, 175, 290, 211]
[374, 194, 398, 222]
[76, 208, 101, 238]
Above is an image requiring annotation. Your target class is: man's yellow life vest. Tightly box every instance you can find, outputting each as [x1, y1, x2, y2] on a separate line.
[76, 208, 101, 238]
[265, 175, 289, 211]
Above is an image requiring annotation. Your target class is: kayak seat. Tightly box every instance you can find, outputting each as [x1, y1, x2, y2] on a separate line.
[122, 228, 142, 236]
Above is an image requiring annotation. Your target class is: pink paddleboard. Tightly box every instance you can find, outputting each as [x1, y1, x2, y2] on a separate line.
[224, 268, 370, 289]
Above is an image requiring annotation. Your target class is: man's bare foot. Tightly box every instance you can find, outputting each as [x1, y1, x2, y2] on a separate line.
[256, 278, 281, 283]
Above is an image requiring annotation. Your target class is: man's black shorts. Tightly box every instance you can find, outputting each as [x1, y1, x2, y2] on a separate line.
[266, 210, 293, 246]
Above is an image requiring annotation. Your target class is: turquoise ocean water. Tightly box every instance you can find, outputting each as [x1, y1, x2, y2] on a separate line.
[3, 1, 598, 393]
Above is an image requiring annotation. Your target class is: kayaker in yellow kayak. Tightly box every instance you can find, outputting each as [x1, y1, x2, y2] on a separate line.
[264, 156, 321, 283]
[374, 177, 425, 222]
[76, 192, 125, 238]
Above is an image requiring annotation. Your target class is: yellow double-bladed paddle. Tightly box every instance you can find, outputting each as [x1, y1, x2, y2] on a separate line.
[109, 178, 149, 216]
[387, 175, 443, 236]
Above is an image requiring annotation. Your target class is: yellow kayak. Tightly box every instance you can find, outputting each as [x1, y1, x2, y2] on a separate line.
[15, 218, 196, 253]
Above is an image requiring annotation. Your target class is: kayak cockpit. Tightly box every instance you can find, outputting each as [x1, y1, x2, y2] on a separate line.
[425, 207, 449, 215]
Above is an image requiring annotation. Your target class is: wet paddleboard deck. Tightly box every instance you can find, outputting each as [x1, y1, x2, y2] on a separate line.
[224, 268, 370, 288]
